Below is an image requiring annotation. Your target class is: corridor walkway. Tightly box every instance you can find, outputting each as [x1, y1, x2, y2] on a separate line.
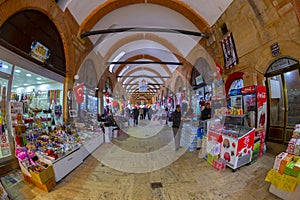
[6, 119, 279, 200]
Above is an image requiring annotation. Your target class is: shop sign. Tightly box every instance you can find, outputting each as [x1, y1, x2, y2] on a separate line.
[241, 86, 256, 94]
[270, 42, 281, 57]
[229, 88, 242, 96]
[267, 58, 298, 74]
[30, 40, 50, 63]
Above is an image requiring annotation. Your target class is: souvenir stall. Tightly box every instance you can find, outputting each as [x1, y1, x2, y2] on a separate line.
[14, 82, 104, 191]
[265, 124, 300, 199]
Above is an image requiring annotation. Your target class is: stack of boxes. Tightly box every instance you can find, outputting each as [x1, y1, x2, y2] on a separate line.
[180, 124, 198, 151]
[251, 137, 261, 164]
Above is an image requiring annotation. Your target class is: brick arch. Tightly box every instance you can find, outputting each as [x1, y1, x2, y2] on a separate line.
[78, 0, 210, 36]
[115, 54, 172, 76]
[225, 72, 244, 94]
[0, 0, 74, 76]
[104, 33, 184, 61]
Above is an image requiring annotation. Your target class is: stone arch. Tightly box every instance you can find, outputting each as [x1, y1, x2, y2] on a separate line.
[78, 0, 210, 36]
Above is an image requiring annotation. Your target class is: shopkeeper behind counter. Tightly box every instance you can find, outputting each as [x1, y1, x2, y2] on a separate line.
[201, 103, 211, 120]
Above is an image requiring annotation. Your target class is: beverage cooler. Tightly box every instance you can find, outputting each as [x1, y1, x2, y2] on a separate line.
[242, 86, 266, 128]
[207, 115, 255, 172]
[229, 89, 243, 111]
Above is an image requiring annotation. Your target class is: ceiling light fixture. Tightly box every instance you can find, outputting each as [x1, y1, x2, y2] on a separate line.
[26, 74, 32, 77]
[15, 69, 21, 73]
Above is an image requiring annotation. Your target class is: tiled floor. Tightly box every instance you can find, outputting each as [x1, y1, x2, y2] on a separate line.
[5, 120, 280, 200]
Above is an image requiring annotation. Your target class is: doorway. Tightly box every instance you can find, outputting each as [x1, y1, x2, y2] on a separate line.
[266, 57, 300, 143]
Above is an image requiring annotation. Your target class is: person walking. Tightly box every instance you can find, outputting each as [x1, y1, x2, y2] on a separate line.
[171, 104, 182, 151]
[133, 107, 139, 126]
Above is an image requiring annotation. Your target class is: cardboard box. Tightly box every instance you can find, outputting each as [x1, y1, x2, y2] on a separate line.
[29, 165, 54, 184]
[33, 177, 56, 192]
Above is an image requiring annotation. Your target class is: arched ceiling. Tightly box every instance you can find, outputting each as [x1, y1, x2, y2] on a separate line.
[57, 0, 233, 99]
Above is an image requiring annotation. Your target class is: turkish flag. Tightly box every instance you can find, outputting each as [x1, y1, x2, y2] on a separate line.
[73, 83, 84, 104]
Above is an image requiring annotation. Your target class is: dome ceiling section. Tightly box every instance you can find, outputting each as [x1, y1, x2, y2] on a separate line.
[63, 0, 233, 28]
[90, 4, 202, 57]
[119, 65, 168, 83]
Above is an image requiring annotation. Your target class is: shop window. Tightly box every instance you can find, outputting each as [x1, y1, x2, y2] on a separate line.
[11, 66, 63, 127]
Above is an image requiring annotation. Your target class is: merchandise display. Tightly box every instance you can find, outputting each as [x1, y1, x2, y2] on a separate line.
[180, 123, 198, 152]
[16, 123, 104, 186]
[206, 115, 255, 171]
[265, 124, 300, 199]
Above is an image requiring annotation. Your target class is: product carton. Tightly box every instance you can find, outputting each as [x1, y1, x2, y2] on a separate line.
[273, 152, 288, 171]
[294, 159, 300, 171]
[279, 154, 294, 174]
[284, 161, 296, 176]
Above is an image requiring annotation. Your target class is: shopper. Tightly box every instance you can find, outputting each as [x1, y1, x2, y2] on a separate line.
[139, 107, 144, 120]
[171, 105, 182, 151]
[133, 107, 139, 126]
[201, 103, 211, 120]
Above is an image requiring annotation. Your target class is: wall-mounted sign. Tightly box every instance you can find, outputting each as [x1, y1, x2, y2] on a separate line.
[270, 42, 281, 57]
[221, 32, 238, 70]
[30, 40, 50, 63]
[195, 74, 203, 85]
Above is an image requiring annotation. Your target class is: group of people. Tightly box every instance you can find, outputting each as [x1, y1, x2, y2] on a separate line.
[132, 106, 153, 126]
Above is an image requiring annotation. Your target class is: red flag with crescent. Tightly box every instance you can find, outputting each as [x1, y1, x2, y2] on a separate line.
[74, 83, 84, 104]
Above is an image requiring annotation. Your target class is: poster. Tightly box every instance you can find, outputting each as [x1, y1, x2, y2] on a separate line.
[221, 32, 238, 70]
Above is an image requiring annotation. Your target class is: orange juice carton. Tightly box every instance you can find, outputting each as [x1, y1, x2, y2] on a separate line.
[279, 153, 294, 174]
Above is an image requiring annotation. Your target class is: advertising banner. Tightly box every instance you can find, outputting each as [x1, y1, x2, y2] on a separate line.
[139, 79, 147, 92]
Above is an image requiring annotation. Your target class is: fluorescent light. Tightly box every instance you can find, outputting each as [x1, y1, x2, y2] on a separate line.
[37, 82, 42, 84]
[36, 77, 42, 80]
[15, 70, 21, 73]
[26, 74, 32, 77]
[24, 83, 28, 86]
[2, 64, 8, 69]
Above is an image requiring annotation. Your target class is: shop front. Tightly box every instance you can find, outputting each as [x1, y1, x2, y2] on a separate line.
[0, 9, 66, 173]
[265, 57, 300, 143]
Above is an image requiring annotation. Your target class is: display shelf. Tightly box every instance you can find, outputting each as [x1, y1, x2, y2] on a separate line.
[39, 133, 104, 182]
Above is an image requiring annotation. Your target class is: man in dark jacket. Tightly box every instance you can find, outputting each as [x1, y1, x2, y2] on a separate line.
[133, 107, 139, 126]
[171, 105, 182, 151]
[201, 103, 211, 120]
